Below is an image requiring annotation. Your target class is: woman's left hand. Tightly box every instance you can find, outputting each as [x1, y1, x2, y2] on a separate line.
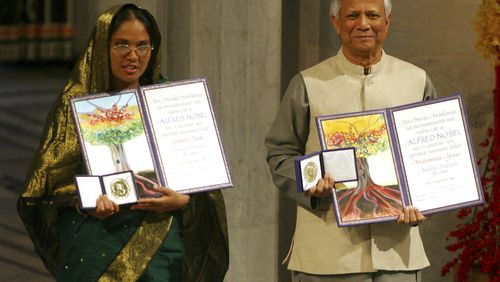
[397, 205, 426, 225]
[131, 186, 190, 213]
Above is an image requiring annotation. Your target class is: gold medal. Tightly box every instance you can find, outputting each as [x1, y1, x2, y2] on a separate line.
[303, 161, 318, 183]
[110, 178, 130, 199]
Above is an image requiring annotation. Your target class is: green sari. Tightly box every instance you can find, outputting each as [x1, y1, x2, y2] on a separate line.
[17, 4, 229, 282]
[55, 208, 183, 281]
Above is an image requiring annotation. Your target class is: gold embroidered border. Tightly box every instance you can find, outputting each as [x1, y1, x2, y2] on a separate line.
[98, 212, 173, 282]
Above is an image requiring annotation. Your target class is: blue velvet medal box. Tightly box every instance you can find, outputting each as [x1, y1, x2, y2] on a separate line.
[295, 148, 358, 192]
[75, 171, 137, 209]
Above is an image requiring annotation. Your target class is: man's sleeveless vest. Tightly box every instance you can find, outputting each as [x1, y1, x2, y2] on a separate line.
[287, 50, 430, 274]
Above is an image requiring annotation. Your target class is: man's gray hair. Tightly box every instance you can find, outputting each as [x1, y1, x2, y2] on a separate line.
[330, 0, 392, 18]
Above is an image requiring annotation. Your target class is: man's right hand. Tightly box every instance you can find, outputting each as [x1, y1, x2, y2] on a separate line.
[305, 173, 334, 198]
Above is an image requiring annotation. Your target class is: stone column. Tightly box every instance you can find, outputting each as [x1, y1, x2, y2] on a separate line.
[166, 1, 282, 281]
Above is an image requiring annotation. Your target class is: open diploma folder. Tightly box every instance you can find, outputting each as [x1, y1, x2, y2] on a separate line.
[71, 78, 233, 209]
[315, 94, 484, 227]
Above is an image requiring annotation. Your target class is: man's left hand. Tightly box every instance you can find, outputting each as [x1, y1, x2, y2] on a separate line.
[397, 206, 426, 225]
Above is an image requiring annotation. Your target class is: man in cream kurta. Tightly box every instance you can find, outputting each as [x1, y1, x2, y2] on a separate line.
[265, 0, 436, 281]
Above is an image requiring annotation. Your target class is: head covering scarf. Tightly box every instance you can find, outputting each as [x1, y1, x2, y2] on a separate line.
[17, 4, 228, 281]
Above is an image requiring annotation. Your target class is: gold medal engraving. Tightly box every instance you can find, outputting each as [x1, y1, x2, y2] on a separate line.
[110, 178, 130, 199]
[303, 161, 318, 183]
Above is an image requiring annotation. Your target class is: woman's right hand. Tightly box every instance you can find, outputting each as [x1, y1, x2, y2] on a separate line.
[87, 195, 119, 220]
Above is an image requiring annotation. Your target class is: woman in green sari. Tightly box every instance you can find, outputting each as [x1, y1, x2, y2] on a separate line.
[17, 4, 229, 281]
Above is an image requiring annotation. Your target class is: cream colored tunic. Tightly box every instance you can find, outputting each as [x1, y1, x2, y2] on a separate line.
[266, 49, 437, 275]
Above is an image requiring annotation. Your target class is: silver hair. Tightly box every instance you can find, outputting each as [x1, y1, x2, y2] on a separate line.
[330, 0, 392, 18]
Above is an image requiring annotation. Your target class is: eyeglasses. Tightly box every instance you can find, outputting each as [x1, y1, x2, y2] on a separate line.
[112, 44, 154, 57]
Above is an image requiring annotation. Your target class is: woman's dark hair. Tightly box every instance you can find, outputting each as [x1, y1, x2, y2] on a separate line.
[109, 4, 161, 85]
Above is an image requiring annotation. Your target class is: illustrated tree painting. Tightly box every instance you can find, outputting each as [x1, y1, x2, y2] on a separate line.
[321, 114, 402, 221]
[78, 94, 157, 196]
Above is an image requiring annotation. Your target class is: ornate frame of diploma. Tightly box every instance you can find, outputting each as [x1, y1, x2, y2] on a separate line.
[71, 78, 233, 207]
[316, 94, 484, 227]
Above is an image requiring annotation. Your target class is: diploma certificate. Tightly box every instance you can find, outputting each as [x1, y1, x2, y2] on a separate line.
[316, 94, 484, 227]
[71, 78, 233, 206]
